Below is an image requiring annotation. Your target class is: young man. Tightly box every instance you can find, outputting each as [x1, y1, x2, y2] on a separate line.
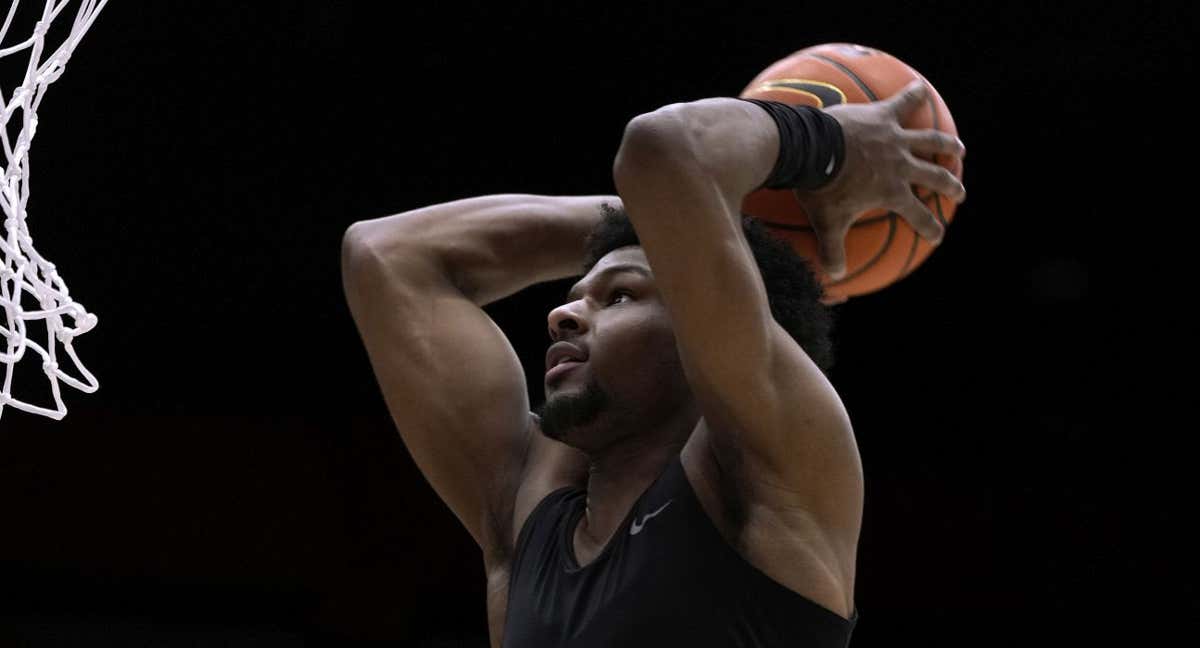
[341, 81, 965, 647]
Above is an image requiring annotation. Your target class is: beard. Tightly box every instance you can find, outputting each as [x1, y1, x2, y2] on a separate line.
[534, 375, 611, 443]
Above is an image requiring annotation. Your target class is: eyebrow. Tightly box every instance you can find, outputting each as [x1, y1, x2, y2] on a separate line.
[565, 264, 652, 302]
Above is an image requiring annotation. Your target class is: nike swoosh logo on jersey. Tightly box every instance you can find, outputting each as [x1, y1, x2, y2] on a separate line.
[630, 499, 674, 536]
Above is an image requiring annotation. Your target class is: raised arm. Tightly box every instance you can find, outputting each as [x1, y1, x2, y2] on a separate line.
[340, 195, 612, 561]
[611, 84, 965, 561]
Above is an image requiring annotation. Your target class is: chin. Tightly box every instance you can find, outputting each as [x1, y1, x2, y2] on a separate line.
[536, 377, 611, 447]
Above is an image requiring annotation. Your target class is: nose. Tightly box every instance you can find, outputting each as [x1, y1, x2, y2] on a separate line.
[548, 300, 590, 341]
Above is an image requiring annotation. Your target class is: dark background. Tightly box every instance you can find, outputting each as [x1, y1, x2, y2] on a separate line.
[0, 1, 1176, 646]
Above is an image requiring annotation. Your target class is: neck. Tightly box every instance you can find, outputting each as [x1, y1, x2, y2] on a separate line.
[575, 405, 698, 553]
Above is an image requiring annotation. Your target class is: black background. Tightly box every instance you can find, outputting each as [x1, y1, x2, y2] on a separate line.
[0, 1, 1177, 646]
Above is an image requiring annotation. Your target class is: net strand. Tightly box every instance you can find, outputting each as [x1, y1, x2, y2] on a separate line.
[1, 0, 106, 421]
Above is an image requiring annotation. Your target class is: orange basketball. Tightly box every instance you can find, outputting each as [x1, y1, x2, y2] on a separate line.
[739, 43, 963, 301]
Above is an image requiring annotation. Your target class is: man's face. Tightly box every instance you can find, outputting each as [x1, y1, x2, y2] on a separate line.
[535, 247, 692, 451]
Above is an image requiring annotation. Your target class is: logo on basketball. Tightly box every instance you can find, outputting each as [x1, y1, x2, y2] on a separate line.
[750, 80, 846, 108]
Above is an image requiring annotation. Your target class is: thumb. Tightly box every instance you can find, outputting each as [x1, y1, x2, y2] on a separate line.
[814, 219, 850, 281]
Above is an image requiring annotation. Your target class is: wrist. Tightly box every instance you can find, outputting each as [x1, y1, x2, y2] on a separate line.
[739, 99, 844, 191]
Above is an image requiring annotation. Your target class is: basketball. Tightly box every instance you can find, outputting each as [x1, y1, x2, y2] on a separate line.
[739, 43, 963, 301]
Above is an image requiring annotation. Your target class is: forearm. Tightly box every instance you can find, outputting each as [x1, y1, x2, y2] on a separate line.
[344, 194, 615, 306]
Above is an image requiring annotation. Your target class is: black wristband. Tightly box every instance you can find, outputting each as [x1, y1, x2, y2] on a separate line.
[740, 98, 845, 191]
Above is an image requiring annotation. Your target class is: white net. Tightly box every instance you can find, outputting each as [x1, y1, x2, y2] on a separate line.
[0, 0, 107, 421]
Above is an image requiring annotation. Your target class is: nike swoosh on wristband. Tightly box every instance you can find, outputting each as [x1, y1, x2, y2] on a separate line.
[630, 499, 674, 536]
[825, 153, 836, 175]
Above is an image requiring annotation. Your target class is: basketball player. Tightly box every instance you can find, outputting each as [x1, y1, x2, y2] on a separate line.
[341, 80, 965, 647]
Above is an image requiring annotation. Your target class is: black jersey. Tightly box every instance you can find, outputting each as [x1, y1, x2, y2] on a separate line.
[501, 453, 859, 647]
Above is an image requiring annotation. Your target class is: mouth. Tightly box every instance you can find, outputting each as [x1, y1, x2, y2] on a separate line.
[545, 341, 588, 374]
[545, 359, 584, 384]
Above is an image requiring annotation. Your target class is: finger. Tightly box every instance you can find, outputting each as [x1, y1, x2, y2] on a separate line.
[888, 80, 928, 119]
[903, 129, 965, 159]
[893, 192, 945, 244]
[906, 155, 966, 203]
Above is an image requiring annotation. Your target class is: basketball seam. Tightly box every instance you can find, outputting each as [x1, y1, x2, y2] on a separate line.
[899, 224, 920, 278]
[806, 54, 878, 101]
[781, 213, 896, 287]
[762, 210, 903, 286]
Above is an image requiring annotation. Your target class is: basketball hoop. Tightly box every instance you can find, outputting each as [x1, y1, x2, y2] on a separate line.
[0, 0, 107, 421]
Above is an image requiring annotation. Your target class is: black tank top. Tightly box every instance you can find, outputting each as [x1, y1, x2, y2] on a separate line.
[501, 454, 859, 647]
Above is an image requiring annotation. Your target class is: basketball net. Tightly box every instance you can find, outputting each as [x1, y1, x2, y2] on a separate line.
[0, 0, 107, 421]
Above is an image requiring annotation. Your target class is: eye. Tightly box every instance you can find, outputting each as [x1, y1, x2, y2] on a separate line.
[607, 289, 632, 306]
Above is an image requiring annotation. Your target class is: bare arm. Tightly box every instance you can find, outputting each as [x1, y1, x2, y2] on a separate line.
[611, 92, 962, 585]
[340, 194, 613, 558]
[614, 102, 863, 528]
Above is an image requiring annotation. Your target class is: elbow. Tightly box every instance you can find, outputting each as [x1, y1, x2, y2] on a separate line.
[341, 222, 365, 260]
[340, 221, 403, 315]
[341, 221, 381, 281]
[341, 222, 366, 266]
[613, 107, 696, 187]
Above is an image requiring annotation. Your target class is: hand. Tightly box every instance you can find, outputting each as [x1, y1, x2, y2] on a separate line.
[794, 80, 966, 281]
